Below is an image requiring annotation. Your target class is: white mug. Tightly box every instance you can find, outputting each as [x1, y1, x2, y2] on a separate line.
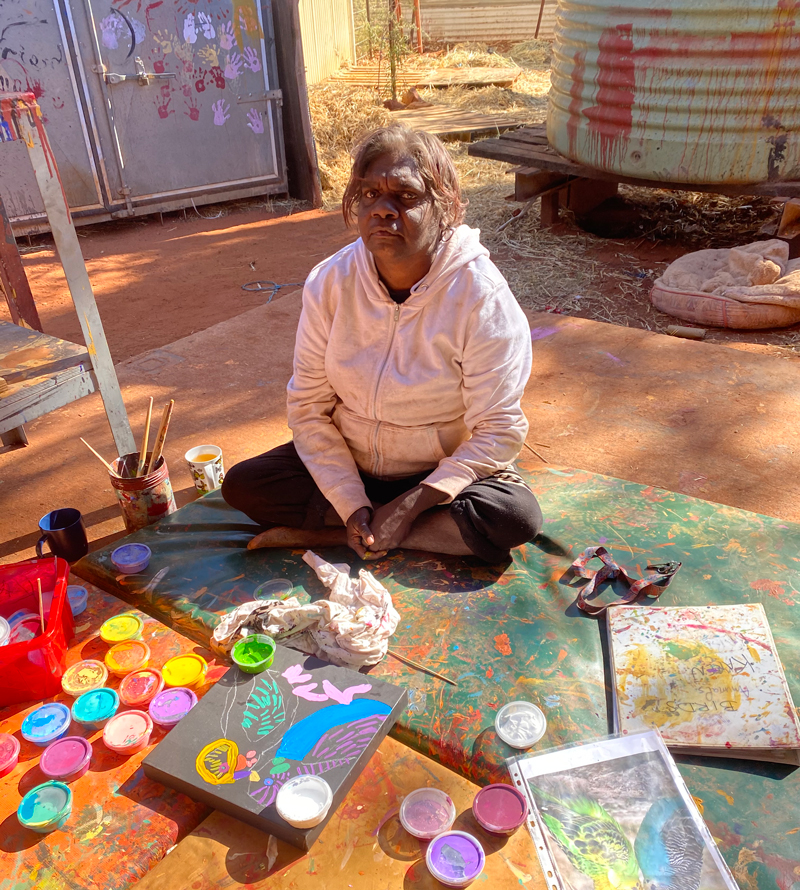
[185, 445, 225, 494]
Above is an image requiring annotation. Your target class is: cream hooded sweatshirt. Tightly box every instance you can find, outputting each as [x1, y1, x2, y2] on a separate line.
[287, 224, 532, 524]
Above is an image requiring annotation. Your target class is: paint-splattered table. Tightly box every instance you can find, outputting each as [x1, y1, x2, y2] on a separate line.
[74, 461, 800, 889]
[135, 735, 544, 890]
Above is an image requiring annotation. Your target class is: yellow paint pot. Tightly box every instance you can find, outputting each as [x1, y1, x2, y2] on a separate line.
[162, 653, 207, 689]
[105, 640, 151, 677]
[61, 660, 109, 697]
[100, 613, 144, 644]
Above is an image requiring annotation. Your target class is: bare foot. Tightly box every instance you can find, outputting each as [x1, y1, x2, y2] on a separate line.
[247, 526, 348, 551]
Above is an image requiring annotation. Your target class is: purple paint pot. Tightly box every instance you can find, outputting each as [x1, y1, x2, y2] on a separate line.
[39, 736, 92, 783]
[148, 687, 198, 728]
[0, 733, 20, 777]
[399, 787, 456, 839]
[472, 784, 528, 836]
[426, 831, 486, 887]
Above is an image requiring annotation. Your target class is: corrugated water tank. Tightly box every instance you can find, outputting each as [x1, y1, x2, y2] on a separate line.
[548, 0, 800, 184]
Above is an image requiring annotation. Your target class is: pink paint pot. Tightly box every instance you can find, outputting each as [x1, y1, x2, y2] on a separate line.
[472, 784, 529, 836]
[399, 787, 457, 839]
[103, 710, 153, 755]
[148, 687, 197, 728]
[10, 615, 41, 644]
[39, 736, 92, 783]
[0, 732, 20, 776]
[119, 668, 164, 708]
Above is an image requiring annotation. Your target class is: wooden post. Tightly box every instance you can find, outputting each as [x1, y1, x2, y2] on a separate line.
[413, 0, 423, 53]
[0, 193, 42, 331]
[13, 100, 136, 456]
[388, 0, 398, 101]
[365, 0, 373, 58]
[534, 0, 546, 39]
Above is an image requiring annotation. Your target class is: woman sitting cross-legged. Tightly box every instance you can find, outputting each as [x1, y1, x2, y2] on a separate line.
[222, 124, 542, 563]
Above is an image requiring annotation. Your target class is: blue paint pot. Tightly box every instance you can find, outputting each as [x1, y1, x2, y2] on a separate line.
[110, 544, 151, 574]
[72, 687, 120, 730]
[21, 702, 71, 748]
[67, 585, 88, 616]
[18, 781, 72, 833]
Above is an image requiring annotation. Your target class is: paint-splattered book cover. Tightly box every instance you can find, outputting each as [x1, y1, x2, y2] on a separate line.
[142, 645, 407, 850]
[608, 604, 800, 761]
[508, 731, 740, 890]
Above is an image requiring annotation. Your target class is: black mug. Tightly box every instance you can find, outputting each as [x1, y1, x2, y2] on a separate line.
[36, 508, 89, 563]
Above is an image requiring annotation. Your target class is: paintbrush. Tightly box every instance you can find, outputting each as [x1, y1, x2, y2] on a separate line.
[146, 399, 174, 475]
[80, 437, 121, 477]
[387, 648, 457, 686]
[37, 577, 45, 634]
[137, 397, 154, 476]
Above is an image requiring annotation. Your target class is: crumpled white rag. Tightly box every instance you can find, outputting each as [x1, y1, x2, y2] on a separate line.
[211, 550, 400, 668]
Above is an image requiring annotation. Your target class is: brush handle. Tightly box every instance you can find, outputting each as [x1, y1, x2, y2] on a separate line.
[147, 400, 174, 475]
[137, 397, 154, 476]
[80, 437, 119, 476]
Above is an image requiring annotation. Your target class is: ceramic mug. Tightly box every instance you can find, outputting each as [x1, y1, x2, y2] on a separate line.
[185, 445, 225, 494]
[36, 508, 89, 563]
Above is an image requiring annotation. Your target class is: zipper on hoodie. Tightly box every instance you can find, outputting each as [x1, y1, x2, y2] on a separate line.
[369, 302, 400, 476]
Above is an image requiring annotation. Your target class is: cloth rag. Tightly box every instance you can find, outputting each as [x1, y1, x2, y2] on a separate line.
[211, 550, 400, 667]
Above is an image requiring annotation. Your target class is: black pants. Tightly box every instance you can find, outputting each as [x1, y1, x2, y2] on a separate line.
[222, 442, 543, 563]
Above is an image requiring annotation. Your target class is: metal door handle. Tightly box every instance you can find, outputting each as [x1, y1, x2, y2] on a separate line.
[104, 57, 176, 86]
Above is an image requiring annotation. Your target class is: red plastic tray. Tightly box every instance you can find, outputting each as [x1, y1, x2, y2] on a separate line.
[0, 557, 74, 706]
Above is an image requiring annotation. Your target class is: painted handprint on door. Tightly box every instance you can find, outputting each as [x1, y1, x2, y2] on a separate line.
[198, 12, 216, 39]
[246, 108, 264, 134]
[219, 21, 235, 50]
[224, 53, 242, 80]
[212, 99, 230, 126]
[183, 14, 197, 44]
[243, 47, 261, 73]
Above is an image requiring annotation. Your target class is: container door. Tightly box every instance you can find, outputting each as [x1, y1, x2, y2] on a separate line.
[69, 0, 284, 207]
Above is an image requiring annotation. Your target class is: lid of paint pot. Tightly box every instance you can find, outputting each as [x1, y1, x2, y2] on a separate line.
[21, 702, 71, 746]
[148, 687, 198, 726]
[61, 659, 109, 697]
[426, 831, 486, 887]
[103, 710, 153, 750]
[472, 784, 529, 835]
[162, 653, 207, 688]
[72, 687, 119, 725]
[0, 616, 9, 646]
[494, 701, 547, 749]
[10, 615, 41, 644]
[110, 543, 151, 573]
[100, 613, 143, 644]
[18, 781, 72, 829]
[119, 668, 164, 707]
[232, 634, 275, 673]
[105, 640, 150, 675]
[400, 787, 457, 839]
[67, 585, 88, 615]
[276, 775, 333, 829]
[253, 579, 294, 600]
[7, 609, 37, 629]
[39, 736, 92, 780]
[0, 732, 20, 773]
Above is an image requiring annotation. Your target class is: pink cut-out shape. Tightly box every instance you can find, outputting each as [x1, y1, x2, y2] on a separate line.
[293, 683, 328, 702]
[282, 664, 312, 685]
[322, 680, 373, 704]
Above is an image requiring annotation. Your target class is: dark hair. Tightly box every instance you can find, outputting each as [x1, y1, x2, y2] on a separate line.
[342, 124, 467, 231]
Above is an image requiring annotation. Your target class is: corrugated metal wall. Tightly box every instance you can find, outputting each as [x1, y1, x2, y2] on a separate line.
[299, 0, 357, 84]
[419, 0, 558, 44]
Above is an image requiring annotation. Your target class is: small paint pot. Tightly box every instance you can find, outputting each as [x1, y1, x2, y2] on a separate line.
[67, 585, 88, 616]
[100, 613, 144, 644]
[10, 615, 41, 644]
[0, 732, 20, 776]
[494, 701, 547, 749]
[71, 687, 120, 730]
[61, 659, 109, 697]
[148, 686, 198, 728]
[472, 784, 528, 836]
[39, 736, 92, 783]
[7, 609, 37, 629]
[119, 668, 164, 708]
[400, 787, 457, 839]
[426, 831, 486, 887]
[110, 543, 152, 574]
[103, 710, 153, 755]
[253, 579, 294, 601]
[232, 634, 275, 673]
[21, 702, 71, 748]
[276, 775, 333, 829]
[105, 640, 150, 677]
[18, 781, 72, 834]
[0, 616, 9, 647]
[162, 653, 207, 689]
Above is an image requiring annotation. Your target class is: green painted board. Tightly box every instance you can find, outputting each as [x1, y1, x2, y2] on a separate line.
[75, 460, 800, 888]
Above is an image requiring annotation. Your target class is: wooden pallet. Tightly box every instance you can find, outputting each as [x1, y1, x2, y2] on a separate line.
[390, 105, 525, 140]
[327, 65, 520, 90]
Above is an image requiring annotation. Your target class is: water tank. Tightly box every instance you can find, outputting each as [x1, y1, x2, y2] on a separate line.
[548, 1, 800, 184]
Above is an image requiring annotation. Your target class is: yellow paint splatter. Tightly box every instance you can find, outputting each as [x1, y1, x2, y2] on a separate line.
[716, 789, 734, 806]
[746, 645, 761, 663]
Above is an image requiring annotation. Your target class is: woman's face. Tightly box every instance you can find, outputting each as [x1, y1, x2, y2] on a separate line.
[356, 151, 440, 273]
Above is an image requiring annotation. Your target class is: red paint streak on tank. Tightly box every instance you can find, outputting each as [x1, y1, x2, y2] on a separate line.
[566, 50, 586, 157]
[583, 24, 635, 169]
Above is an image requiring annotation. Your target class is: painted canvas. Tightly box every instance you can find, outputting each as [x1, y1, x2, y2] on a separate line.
[142, 645, 407, 849]
[509, 731, 739, 890]
[607, 604, 800, 763]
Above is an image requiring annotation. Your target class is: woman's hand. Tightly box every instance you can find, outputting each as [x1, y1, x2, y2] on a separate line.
[346, 507, 384, 560]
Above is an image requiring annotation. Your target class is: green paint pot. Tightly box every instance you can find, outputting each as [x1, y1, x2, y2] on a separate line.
[232, 634, 275, 673]
[17, 781, 72, 833]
